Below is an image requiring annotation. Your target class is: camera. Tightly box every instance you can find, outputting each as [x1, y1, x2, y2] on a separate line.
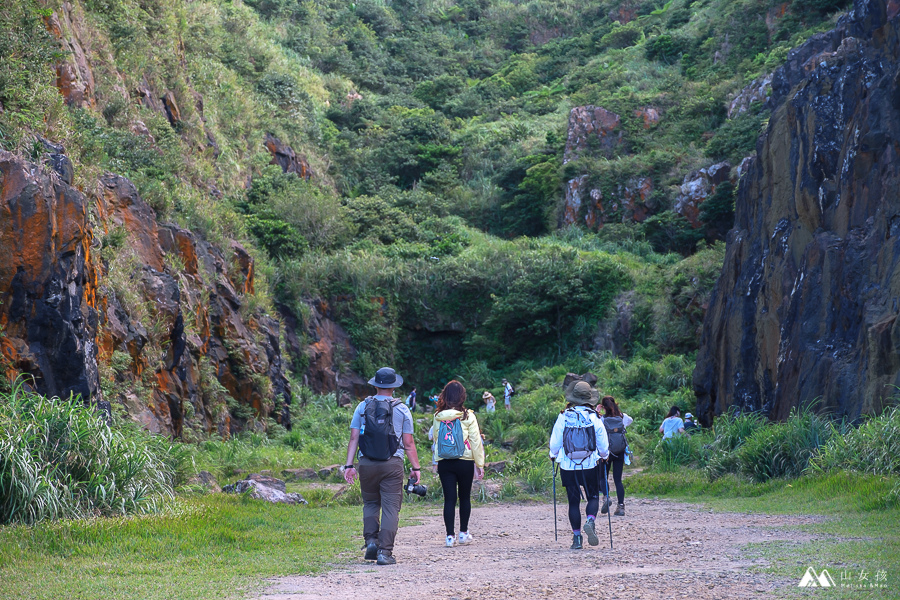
[405, 477, 427, 497]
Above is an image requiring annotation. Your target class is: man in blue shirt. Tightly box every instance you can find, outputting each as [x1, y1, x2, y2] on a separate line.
[343, 367, 422, 565]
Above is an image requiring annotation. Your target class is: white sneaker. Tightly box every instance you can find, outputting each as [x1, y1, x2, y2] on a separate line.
[458, 531, 473, 545]
[445, 535, 455, 547]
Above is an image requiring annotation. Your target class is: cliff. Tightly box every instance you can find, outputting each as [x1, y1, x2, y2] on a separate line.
[694, 0, 900, 423]
[0, 150, 290, 437]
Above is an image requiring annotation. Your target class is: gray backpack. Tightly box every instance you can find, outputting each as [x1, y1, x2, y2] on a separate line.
[604, 416, 628, 456]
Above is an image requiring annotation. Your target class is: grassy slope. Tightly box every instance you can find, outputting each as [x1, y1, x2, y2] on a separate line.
[0, 496, 422, 600]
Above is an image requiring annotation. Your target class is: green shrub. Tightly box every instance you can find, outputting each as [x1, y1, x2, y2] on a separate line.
[810, 406, 900, 477]
[0, 383, 174, 524]
[650, 434, 703, 471]
[734, 410, 833, 482]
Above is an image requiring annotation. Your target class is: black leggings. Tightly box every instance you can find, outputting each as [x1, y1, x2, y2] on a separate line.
[438, 459, 475, 536]
[560, 466, 601, 532]
[602, 455, 625, 504]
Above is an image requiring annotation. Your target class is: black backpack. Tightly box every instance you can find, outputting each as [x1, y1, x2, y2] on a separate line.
[359, 398, 401, 461]
[562, 408, 597, 464]
[604, 416, 628, 456]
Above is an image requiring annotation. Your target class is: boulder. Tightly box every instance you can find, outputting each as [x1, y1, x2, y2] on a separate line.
[318, 465, 342, 479]
[485, 461, 507, 474]
[282, 468, 320, 481]
[186, 471, 221, 493]
[223, 477, 307, 505]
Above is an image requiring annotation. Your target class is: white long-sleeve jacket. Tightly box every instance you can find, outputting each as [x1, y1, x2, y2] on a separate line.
[549, 406, 609, 470]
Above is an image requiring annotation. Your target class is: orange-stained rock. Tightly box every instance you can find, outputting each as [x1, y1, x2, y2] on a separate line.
[97, 174, 165, 272]
[161, 91, 181, 126]
[264, 133, 312, 180]
[44, 6, 95, 108]
[563, 106, 621, 164]
[633, 107, 660, 129]
[0, 151, 99, 402]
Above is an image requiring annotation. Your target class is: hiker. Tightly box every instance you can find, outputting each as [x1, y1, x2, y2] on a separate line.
[343, 367, 422, 565]
[482, 391, 496, 413]
[502, 378, 514, 410]
[683, 412, 698, 432]
[598, 395, 633, 517]
[549, 381, 609, 550]
[659, 406, 685, 440]
[433, 380, 485, 547]
[405, 387, 417, 412]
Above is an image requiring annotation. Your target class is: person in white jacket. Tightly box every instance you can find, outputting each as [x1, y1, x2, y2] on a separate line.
[549, 381, 609, 550]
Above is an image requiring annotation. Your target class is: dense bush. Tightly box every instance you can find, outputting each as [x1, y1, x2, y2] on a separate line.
[0, 383, 174, 524]
[811, 406, 900, 476]
[733, 410, 833, 482]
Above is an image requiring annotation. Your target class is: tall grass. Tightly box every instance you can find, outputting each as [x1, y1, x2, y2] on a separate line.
[811, 406, 900, 476]
[0, 382, 174, 524]
[733, 410, 833, 482]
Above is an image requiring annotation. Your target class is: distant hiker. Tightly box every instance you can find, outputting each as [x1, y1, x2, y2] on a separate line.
[502, 378, 514, 410]
[405, 387, 417, 412]
[343, 367, 422, 565]
[549, 381, 609, 550]
[433, 380, 485, 547]
[598, 395, 633, 517]
[659, 406, 685, 440]
[482, 391, 496, 413]
[683, 412, 698, 432]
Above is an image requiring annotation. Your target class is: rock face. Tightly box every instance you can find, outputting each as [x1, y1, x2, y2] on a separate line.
[674, 161, 737, 227]
[0, 151, 291, 437]
[694, 0, 900, 424]
[560, 106, 654, 229]
[0, 152, 100, 403]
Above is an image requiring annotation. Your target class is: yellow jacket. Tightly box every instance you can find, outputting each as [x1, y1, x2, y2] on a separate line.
[432, 409, 485, 468]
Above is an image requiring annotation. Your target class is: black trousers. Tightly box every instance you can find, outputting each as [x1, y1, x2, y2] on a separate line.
[560, 465, 601, 531]
[438, 459, 475, 536]
[602, 454, 625, 504]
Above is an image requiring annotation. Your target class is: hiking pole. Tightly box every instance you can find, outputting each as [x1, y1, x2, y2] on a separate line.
[552, 461, 558, 541]
[603, 460, 613, 550]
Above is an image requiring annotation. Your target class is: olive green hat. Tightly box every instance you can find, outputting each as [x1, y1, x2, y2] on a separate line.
[564, 380, 599, 407]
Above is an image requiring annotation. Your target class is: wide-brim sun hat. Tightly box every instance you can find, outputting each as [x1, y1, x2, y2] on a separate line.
[565, 380, 599, 407]
[368, 366, 404, 388]
[482, 391, 492, 399]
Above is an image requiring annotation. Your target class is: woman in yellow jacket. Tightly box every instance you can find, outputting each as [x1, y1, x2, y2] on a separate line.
[433, 380, 485, 547]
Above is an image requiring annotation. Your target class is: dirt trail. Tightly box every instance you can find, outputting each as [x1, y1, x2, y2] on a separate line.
[253, 498, 824, 600]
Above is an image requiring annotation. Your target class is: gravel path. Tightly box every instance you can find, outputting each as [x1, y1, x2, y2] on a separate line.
[253, 498, 823, 599]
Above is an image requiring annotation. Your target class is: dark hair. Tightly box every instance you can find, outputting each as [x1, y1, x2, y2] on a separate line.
[665, 406, 681, 419]
[600, 396, 622, 418]
[436, 380, 469, 418]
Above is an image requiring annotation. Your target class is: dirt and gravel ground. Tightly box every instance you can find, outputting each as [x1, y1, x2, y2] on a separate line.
[253, 497, 824, 600]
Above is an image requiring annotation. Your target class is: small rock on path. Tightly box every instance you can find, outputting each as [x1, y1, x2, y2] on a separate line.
[253, 499, 823, 599]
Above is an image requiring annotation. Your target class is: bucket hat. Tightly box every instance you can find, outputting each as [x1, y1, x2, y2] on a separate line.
[565, 380, 599, 407]
[368, 367, 404, 388]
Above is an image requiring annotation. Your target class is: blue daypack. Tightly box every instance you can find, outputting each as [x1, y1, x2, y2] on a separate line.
[437, 416, 466, 459]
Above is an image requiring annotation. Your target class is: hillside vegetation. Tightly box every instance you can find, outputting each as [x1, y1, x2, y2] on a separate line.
[0, 0, 850, 395]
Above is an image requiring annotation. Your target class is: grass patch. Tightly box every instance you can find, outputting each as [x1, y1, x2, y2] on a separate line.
[0, 494, 418, 600]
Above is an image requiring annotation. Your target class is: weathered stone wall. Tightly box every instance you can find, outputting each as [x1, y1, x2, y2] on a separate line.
[0, 151, 290, 437]
[694, 0, 900, 424]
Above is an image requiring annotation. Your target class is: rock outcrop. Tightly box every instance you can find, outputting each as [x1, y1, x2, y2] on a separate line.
[223, 474, 307, 504]
[0, 150, 291, 437]
[694, 0, 900, 424]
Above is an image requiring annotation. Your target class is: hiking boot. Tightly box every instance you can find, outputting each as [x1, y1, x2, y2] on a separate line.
[583, 518, 599, 546]
[445, 535, 455, 547]
[600, 496, 611, 515]
[614, 503, 625, 516]
[570, 534, 583, 550]
[458, 531, 473, 545]
[363, 541, 378, 560]
[376, 551, 396, 565]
